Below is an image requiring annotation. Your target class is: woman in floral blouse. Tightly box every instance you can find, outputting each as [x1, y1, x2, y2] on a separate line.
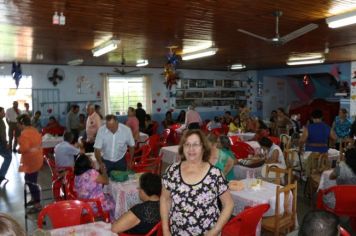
[161, 130, 234, 236]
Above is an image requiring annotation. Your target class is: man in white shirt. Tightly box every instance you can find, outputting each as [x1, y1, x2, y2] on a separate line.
[94, 115, 135, 174]
[54, 132, 81, 168]
[5, 101, 21, 152]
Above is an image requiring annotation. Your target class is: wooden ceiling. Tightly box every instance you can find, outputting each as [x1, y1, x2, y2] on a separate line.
[0, 0, 356, 70]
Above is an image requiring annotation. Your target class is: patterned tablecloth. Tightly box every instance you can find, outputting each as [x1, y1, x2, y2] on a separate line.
[230, 179, 295, 236]
[104, 179, 141, 219]
[42, 135, 63, 148]
[48, 221, 116, 236]
[318, 169, 336, 191]
[228, 132, 256, 141]
[160, 145, 180, 164]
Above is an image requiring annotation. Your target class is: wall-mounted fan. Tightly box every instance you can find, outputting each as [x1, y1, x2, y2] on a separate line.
[238, 11, 318, 45]
[47, 68, 65, 86]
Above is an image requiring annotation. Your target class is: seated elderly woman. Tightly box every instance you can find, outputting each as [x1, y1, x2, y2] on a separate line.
[111, 173, 161, 234]
[74, 154, 115, 220]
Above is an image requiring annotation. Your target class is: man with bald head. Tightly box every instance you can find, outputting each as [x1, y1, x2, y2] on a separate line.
[94, 115, 135, 174]
[85, 103, 101, 152]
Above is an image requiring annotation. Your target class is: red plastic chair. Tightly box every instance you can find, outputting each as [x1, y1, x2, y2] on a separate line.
[151, 121, 159, 135]
[317, 185, 356, 231]
[221, 124, 229, 135]
[268, 136, 280, 145]
[119, 221, 163, 236]
[229, 136, 242, 145]
[146, 134, 160, 157]
[131, 144, 152, 166]
[132, 154, 163, 175]
[231, 141, 255, 159]
[339, 226, 351, 236]
[37, 200, 95, 229]
[222, 204, 270, 236]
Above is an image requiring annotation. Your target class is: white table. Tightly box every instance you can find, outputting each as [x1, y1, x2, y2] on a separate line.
[160, 145, 180, 164]
[228, 132, 256, 141]
[230, 179, 295, 236]
[47, 221, 116, 235]
[104, 179, 141, 219]
[139, 132, 149, 143]
[42, 134, 63, 148]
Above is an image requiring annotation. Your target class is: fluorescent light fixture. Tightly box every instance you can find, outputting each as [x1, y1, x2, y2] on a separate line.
[230, 64, 246, 70]
[67, 59, 83, 66]
[288, 53, 324, 61]
[92, 39, 119, 57]
[326, 10, 356, 28]
[136, 59, 148, 67]
[182, 48, 218, 61]
[287, 58, 325, 66]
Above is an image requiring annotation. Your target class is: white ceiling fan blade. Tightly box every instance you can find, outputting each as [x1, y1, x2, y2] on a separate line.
[280, 23, 318, 44]
[237, 29, 270, 41]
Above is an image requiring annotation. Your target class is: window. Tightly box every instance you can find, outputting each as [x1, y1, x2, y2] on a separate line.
[106, 76, 151, 115]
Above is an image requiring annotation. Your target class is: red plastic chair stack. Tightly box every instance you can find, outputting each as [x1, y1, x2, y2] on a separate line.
[119, 221, 163, 236]
[37, 200, 95, 229]
[317, 185, 356, 231]
[231, 141, 255, 159]
[169, 123, 181, 145]
[131, 144, 152, 167]
[222, 204, 270, 236]
[131, 154, 163, 175]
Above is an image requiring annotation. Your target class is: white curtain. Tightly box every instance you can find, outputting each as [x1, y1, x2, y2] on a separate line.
[101, 74, 109, 116]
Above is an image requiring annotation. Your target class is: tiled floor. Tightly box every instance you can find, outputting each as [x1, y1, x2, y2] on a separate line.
[0, 153, 354, 235]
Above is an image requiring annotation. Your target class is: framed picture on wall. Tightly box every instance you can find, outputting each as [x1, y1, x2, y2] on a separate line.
[181, 80, 189, 89]
[176, 90, 184, 99]
[224, 80, 233, 88]
[215, 80, 223, 87]
[185, 91, 203, 99]
[232, 80, 241, 88]
[241, 81, 248, 88]
[197, 80, 207, 88]
[189, 80, 197, 88]
[206, 80, 214, 88]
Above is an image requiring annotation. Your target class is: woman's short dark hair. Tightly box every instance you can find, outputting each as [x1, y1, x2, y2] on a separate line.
[258, 119, 268, 129]
[74, 154, 93, 176]
[258, 137, 273, 148]
[0, 213, 25, 236]
[178, 129, 211, 162]
[17, 114, 31, 126]
[219, 135, 231, 149]
[63, 131, 74, 143]
[345, 148, 356, 174]
[49, 116, 56, 121]
[145, 114, 152, 121]
[139, 173, 162, 196]
[311, 109, 323, 119]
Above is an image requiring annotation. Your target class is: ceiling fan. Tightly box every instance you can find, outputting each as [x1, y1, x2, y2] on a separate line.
[113, 47, 140, 75]
[237, 11, 318, 45]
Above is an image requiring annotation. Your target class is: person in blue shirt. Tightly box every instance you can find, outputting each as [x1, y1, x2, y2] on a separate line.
[332, 108, 351, 150]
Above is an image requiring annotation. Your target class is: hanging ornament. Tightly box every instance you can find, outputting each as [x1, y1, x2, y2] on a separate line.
[162, 47, 180, 90]
[11, 61, 22, 88]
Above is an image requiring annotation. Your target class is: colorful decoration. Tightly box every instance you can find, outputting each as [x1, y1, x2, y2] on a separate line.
[162, 48, 180, 90]
[47, 108, 53, 114]
[11, 61, 22, 88]
[156, 108, 161, 112]
[152, 99, 156, 104]
[163, 98, 167, 103]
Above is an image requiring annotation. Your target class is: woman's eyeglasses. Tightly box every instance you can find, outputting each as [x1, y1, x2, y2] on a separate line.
[183, 143, 202, 149]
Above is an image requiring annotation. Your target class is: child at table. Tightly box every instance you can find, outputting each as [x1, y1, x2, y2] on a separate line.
[74, 154, 115, 221]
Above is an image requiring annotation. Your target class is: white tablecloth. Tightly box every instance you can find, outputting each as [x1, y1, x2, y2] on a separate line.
[228, 132, 256, 141]
[160, 145, 180, 164]
[42, 135, 63, 148]
[230, 179, 295, 236]
[139, 132, 149, 143]
[48, 221, 116, 236]
[302, 149, 340, 162]
[318, 169, 336, 191]
[233, 165, 263, 180]
[104, 180, 141, 219]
